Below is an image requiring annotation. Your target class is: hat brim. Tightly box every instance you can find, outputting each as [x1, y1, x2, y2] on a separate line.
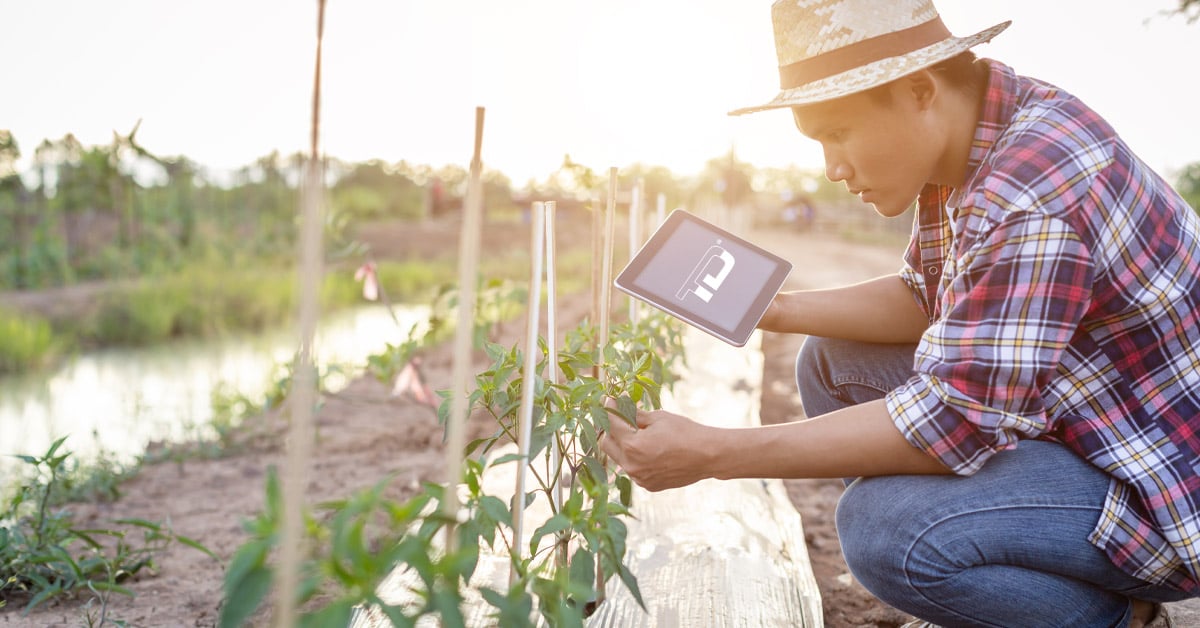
[728, 20, 1011, 116]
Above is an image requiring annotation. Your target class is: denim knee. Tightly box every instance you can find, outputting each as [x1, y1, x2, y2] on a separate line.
[836, 477, 914, 599]
[795, 336, 839, 417]
[795, 336, 916, 417]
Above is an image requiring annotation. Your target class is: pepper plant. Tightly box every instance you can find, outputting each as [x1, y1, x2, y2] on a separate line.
[219, 309, 685, 627]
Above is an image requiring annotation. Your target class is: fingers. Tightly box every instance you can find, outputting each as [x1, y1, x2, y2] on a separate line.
[598, 429, 622, 465]
[603, 397, 641, 435]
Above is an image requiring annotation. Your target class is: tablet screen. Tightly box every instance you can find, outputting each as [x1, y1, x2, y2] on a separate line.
[614, 210, 792, 346]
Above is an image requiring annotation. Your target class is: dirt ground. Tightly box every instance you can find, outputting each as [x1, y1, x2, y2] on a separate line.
[2, 216, 912, 627]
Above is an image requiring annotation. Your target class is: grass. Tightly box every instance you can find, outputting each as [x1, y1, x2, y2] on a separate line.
[84, 258, 461, 344]
[0, 308, 61, 374]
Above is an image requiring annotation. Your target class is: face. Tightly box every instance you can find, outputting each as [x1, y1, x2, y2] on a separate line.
[791, 81, 939, 217]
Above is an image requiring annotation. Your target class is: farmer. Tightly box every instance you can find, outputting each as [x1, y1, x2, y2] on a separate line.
[599, 1, 1200, 626]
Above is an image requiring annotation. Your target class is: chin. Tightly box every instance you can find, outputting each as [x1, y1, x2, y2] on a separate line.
[868, 201, 906, 218]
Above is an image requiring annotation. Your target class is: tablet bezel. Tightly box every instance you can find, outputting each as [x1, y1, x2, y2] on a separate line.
[613, 209, 792, 347]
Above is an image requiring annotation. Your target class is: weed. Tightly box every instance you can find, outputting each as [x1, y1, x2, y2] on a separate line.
[0, 437, 217, 620]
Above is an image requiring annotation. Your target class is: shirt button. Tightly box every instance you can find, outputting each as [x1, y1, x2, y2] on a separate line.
[927, 265, 940, 276]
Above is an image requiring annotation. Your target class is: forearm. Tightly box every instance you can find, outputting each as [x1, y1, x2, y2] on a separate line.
[759, 274, 929, 343]
[707, 399, 950, 479]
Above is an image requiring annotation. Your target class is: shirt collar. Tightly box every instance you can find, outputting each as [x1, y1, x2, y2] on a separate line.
[965, 59, 1020, 178]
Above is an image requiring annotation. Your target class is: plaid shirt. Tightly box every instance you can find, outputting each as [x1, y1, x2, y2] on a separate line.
[885, 60, 1200, 592]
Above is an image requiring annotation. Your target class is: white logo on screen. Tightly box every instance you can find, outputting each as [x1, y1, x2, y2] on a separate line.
[676, 242, 735, 303]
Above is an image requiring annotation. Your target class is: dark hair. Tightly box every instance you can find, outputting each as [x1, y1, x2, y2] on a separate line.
[864, 51, 982, 105]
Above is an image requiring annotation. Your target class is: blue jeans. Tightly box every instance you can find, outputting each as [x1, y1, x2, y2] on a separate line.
[795, 336, 1193, 627]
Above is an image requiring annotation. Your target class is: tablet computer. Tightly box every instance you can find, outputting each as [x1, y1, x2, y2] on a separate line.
[614, 209, 792, 347]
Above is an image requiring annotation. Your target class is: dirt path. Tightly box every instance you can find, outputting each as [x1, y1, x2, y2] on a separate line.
[3, 221, 910, 627]
[754, 227, 913, 628]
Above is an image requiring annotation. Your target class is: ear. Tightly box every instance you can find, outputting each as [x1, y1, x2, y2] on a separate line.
[903, 69, 938, 111]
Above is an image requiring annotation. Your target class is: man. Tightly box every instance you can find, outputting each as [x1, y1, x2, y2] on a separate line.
[599, 1, 1200, 626]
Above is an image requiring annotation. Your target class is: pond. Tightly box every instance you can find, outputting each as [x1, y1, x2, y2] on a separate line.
[0, 304, 428, 476]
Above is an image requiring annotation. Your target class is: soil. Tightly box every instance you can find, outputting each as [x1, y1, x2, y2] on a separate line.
[2, 215, 912, 627]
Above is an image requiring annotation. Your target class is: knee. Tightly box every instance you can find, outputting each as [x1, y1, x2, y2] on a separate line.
[836, 478, 920, 596]
[795, 336, 853, 417]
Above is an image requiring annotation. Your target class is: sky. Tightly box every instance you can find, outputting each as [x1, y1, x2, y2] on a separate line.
[4, 0, 1198, 186]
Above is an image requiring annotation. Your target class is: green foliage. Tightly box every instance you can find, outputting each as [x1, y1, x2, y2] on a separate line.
[0, 308, 62, 373]
[332, 160, 429, 221]
[222, 309, 685, 625]
[367, 279, 526, 385]
[57, 255, 458, 350]
[1175, 162, 1200, 214]
[0, 437, 217, 617]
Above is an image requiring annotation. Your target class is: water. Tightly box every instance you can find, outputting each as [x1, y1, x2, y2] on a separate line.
[0, 304, 428, 474]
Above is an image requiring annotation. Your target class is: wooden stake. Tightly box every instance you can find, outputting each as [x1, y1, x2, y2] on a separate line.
[628, 178, 642, 323]
[443, 106, 486, 548]
[277, 2, 326, 625]
[591, 192, 603, 340]
[599, 168, 617, 348]
[544, 201, 568, 568]
[511, 201, 546, 585]
[592, 167, 619, 609]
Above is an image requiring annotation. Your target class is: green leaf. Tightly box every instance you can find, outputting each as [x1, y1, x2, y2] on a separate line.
[617, 475, 633, 508]
[568, 547, 595, 592]
[298, 599, 354, 628]
[617, 563, 646, 610]
[478, 495, 510, 526]
[175, 533, 219, 560]
[490, 452, 525, 467]
[616, 396, 638, 428]
[86, 581, 134, 597]
[530, 514, 571, 555]
[25, 583, 64, 612]
[219, 565, 273, 628]
[223, 539, 270, 600]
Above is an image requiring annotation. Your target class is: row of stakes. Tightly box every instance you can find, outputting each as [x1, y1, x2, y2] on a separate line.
[442, 108, 672, 590]
[282, 101, 673, 621]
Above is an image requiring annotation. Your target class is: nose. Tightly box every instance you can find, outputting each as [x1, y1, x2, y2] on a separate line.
[824, 148, 852, 183]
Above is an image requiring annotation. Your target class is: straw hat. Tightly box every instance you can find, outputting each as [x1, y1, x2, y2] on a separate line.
[729, 0, 1010, 115]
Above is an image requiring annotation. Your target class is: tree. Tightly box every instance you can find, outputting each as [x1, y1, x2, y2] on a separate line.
[331, 159, 424, 220]
[1172, 0, 1199, 22]
[0, 131, 30, 286]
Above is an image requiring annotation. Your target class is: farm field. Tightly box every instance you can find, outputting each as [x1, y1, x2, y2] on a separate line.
[4, 215, 911, 627]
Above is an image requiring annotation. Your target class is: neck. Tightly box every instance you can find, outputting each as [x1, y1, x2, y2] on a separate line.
[931, 63, 988, 188]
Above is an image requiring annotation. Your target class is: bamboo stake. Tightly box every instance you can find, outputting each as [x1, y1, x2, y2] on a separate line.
[599, 168, 617, 348]
[276, 1, 326, 625]
[543, 201, 568, 569]
[592, 167, 618, 610]
[511, 202, 546, 585]
[591, 192, 603, 337]
[628, 178, 642, 323]
[443, 107, 486, 547]
[656, 192, 666, 228]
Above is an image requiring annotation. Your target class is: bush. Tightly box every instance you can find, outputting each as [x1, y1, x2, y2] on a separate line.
[0, 308, 61, 373]
[91, 282, 180, 344]
[1175, 162, 1200, 215]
